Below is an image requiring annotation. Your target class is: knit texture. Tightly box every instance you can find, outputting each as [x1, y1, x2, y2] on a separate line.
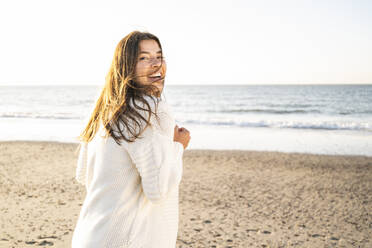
[72, 97, 184, 248]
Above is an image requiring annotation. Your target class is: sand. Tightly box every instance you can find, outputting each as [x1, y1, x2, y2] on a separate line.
[0, 141, 371, 248]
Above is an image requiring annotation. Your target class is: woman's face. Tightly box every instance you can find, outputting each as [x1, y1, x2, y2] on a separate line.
[134, 39, 166, 95]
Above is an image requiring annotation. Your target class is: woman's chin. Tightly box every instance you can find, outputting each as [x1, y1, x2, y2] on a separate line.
[153, 81, 164, 90]
[155, 87, 163, 96]
[148, 84, 163, 97]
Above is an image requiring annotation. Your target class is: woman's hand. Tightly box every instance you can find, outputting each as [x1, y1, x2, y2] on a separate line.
[173, 125, 191, 150]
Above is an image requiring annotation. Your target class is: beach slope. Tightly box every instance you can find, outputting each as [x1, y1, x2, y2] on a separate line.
[0, 141, 371, 247]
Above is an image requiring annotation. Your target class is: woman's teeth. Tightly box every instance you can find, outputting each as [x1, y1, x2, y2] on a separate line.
[149, 73, 161, 78]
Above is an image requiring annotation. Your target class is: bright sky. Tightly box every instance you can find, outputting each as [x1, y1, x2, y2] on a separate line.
[0, 0, 371, 85]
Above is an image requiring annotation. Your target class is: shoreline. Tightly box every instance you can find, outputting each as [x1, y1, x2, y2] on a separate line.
[1, 140, 371, 158]
[0, 141, 371, 247]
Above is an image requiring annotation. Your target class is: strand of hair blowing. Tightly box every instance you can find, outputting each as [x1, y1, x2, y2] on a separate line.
[77, 31, 163, 148]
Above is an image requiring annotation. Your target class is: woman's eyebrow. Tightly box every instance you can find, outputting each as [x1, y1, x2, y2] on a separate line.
[139, 50, 162, 54]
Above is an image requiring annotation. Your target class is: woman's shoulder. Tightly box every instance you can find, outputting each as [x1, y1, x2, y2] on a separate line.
[142, 96, 175, 136]
[133, 95, 171, 115]
[125, 96, 174, 136]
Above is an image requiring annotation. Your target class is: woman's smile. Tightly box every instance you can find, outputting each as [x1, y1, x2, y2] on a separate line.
[135, 39, 166, 94]
[148, 72, 163, 82]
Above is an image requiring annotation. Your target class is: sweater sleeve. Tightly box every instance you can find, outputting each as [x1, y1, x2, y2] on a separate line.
[75, 142, 88, 186]
[125, 100, 185, 204]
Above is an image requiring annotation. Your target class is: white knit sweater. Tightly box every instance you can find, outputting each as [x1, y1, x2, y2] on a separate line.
[71, 97, 184, 248]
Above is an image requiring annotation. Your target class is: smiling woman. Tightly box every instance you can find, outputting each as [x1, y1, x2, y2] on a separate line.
[71, 31, 191, 248]
[135, 39, 167, 96]
[78, 32, 169, 145]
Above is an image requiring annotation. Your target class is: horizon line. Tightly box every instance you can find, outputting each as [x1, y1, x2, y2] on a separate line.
[0, 82, 372, 86]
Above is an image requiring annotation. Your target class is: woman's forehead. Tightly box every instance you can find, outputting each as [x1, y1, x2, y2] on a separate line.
[138, 40, 161, 53]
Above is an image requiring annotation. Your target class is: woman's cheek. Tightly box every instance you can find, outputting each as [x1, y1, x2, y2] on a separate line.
[161, 60, 167, 76]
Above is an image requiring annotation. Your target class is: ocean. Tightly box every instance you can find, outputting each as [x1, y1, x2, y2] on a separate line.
[1, 84, 371, 156]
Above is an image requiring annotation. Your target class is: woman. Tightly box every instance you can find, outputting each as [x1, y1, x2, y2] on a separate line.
[71, 31, 191, 248]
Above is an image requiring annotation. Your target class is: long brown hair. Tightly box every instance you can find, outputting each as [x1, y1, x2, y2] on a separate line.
[77, 31, 165, 146]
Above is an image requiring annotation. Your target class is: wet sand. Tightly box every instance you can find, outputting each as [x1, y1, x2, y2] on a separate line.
[0, 141, 371, 247]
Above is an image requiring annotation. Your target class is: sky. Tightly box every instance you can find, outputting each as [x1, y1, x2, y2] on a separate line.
[0, 0, 371, 85]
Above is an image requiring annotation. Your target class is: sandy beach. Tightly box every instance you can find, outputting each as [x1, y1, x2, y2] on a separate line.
[0, 141, 371, 248]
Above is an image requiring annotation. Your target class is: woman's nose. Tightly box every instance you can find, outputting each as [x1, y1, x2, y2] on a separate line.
[151, 57, 162, 67]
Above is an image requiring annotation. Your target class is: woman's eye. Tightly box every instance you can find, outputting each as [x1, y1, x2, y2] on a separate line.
[138, 56, 164, 62]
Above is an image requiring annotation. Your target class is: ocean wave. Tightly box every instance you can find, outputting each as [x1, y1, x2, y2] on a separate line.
[179, 119, 372, 131]
[210, 109, 321, 114]
[1, 113, 371, 131]
[339, 110, 372, 115]
[0, 113, 80, 120]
